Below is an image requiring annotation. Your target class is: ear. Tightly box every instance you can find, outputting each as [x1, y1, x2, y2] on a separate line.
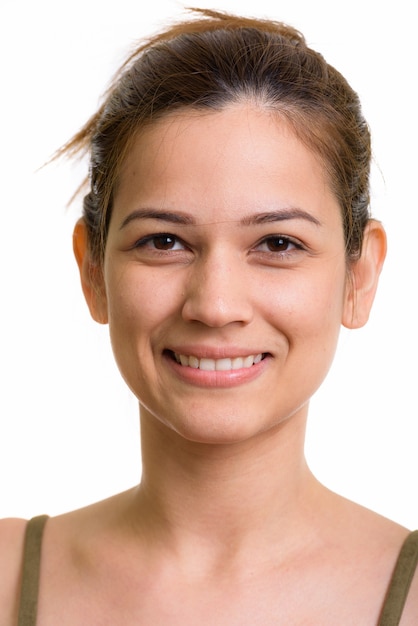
[342, 219, 387, 329]
[73, 218, 108, 324]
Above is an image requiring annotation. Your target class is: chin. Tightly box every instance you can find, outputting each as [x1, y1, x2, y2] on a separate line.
[147, 403, 291, 447]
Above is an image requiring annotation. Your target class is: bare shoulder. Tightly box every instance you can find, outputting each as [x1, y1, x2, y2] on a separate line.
[0, 517, 27, 625]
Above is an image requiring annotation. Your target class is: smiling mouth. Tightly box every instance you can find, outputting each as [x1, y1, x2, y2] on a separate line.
[170, 352, 267, 371]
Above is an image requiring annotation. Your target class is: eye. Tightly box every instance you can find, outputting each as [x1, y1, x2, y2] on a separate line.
[134, 233, 186, 251]
[256, 235, 300, 253]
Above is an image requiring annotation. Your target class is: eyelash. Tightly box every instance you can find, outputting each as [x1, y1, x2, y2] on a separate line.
[132, 233, 304, 256]
[133, 233, 187, 251]
[254, 235, 302, 254]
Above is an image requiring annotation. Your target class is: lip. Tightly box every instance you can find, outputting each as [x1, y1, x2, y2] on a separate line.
[163, 348, 270, 388]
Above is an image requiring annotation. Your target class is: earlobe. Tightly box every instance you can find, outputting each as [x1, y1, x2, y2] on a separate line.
[73, 218, 108, 324]
[342, 220, 387, 329]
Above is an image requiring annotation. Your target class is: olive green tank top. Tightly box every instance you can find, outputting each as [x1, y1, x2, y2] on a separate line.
[17, 515, 418, 625]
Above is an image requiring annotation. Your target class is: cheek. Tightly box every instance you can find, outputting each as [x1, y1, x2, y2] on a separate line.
[103, 269, 175, 394]
[105, 267, 183, 334]
[261, 265, 347, 340]
[299, 277, 347, 359]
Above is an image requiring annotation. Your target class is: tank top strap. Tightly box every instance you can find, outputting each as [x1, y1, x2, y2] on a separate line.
[17, 515, 49, 626]
[379, 530, 418, 625]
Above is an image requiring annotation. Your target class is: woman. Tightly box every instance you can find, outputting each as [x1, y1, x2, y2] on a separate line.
[1, 8, 416, 625]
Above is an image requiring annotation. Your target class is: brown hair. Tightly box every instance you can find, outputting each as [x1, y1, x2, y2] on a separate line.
[61, 8, 371, 264]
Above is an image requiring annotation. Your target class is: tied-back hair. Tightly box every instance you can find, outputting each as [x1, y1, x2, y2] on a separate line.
[59, 8, 371, 265]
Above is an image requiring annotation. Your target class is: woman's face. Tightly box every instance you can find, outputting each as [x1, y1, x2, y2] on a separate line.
[101, 105, 351, 443]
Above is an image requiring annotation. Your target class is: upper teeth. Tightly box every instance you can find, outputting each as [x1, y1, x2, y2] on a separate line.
[174, 353, 263, 371]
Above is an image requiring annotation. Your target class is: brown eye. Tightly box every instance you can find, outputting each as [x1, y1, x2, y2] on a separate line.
[132, 232, 187, 253]
[263, 236, 294, 252]
[254, 235, 303, 257]
[267, 236, 288, 251]
[152, 234, 178, 250]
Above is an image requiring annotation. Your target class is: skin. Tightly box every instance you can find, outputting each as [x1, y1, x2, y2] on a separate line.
[84, 105, 381, 445]
[1, 104, 417, 625]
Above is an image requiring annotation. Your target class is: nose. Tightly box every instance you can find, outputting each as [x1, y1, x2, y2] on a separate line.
[181, 251, 253, 327]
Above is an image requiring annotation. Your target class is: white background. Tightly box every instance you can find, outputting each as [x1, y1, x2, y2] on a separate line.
[0, 0, 416, 526]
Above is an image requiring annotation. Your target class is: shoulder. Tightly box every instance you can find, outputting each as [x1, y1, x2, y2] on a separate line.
[401, 576, 418, 625]
[353, 515, 418, 625]
[0, 518, 28, 625]
[398, 530, 418, 625]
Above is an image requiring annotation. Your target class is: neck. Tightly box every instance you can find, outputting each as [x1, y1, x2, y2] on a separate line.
[131, 408, 323, 567]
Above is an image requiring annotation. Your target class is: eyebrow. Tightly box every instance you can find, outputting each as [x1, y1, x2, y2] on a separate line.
[241, 209, 321, 227]
[119, 207, 322, 230]
[119, 209, 194, 229]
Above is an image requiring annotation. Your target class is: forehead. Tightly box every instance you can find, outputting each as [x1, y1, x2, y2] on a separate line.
[114, 104, 339, 225]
